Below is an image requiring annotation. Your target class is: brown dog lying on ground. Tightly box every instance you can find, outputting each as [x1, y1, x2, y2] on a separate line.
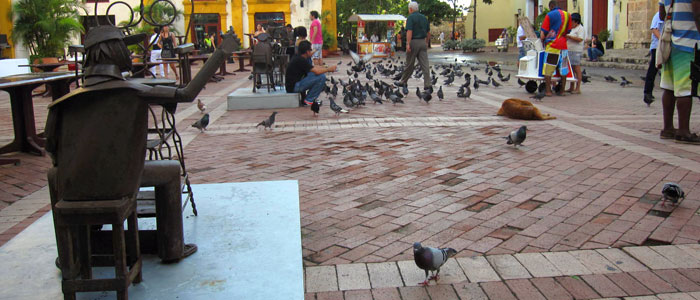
[497, 98, 556, 120]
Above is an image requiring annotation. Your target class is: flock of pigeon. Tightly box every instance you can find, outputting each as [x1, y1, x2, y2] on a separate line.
[311, 53, 518, 117]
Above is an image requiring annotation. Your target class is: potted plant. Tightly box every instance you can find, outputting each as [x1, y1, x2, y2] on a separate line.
[11, 0, 83, 70]
[598, 29, 613, 49]
[322, 28, 334, 57]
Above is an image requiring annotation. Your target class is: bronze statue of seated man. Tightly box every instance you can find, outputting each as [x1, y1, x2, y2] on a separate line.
[45, 25, 239, 262]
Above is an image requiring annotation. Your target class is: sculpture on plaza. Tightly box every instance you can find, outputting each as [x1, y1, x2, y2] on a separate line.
[45, 25, 240, 262]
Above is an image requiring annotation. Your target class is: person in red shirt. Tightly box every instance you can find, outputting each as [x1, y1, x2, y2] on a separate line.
[540, 0, 571, 96]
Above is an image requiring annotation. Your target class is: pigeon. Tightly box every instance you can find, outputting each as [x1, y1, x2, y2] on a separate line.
[473, 80, 479, 91]
[311, 100, 320, 116]
[457, 86, 471, 99]
[620, 76, 632, 87]
[191, 113, 209, 132]
[500, 73, 510, 82]
[349, 50, 373, 72]
[530, 90, 545, 101]
[256, 111, 278, 130]
[517, 78, 526, 87]
[604, 75, 618, 82]
[337, 61, 342, 65]
[504, 126, 527, 147]
[661, 182, 685, 206]
[421, 90, 432, 104]
[413, 242, 457, 286]
[415, 87, 422, 99]
[330, 98, 348, 116]
[402, 85, 409, 96]
[197, 98, 206, 113]
[437, 86, 444, 101]
[582, 75, 591, 83]
[247, 74, 254, 80]
[491, 79, 501, 88]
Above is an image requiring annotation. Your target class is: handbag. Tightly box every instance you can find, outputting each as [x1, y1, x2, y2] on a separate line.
[656, 0, 674, 66]
[161, 49, 174, 58]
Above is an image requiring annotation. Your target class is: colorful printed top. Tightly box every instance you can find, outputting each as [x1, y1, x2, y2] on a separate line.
[661, 0, 700, 52]
[541, 7, 572, 50]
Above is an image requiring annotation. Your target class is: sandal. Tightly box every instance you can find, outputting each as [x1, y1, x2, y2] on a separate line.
[162, 243, 198, 264]
[660, 129, 676, 139]
[674, 133, 700, 144]
[183, 243, 198, 258]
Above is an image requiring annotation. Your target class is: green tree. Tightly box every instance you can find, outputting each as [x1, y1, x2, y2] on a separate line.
[336, 0, 451, 40]
[11, 0, 84, 59]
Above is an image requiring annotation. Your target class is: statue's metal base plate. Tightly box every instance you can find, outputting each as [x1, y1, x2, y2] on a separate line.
[227, 87, 300, 110]
[0, 181, 303, 300]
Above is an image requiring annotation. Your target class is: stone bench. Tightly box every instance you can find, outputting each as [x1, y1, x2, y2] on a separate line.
[227, 87, 301, 110]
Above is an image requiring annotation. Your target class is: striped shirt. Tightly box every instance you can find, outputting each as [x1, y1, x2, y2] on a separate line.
[541, 7, 571, 50]
[662, 0, 700, 52]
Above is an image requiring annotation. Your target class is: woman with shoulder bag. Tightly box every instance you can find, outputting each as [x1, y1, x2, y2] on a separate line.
[158, 26, 179, 81]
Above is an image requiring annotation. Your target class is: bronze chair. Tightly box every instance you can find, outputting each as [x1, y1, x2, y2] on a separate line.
[252, 34, 275, 93]
[47, 94, 147, 300]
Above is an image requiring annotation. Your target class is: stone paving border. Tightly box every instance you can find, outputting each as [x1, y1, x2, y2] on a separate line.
[305, 244, 700, 299]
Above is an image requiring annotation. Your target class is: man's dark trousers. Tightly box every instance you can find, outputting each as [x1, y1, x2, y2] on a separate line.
[644, 49, 658, 96]
[399, 38, 431, 89]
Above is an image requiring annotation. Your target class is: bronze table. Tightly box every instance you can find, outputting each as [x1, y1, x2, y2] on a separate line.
[0, 72, 76, 166]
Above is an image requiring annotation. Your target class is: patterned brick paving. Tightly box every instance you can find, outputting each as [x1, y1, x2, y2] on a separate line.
[2, 53, 700, 299]
[304, 245, 700, 299]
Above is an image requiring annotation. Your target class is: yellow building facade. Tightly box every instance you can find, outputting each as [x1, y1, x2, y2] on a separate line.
[183, 0, 337, 50]
[463, 0, 637, 50]
[1, 0, 14, 58]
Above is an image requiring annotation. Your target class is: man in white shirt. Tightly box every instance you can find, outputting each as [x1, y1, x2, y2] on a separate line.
[566, 13, 584, 94]
[439, 32, 445, 45]
[516, 24, 526, 66]
[149, 28, 165, 78]
[644, 11, 663, 105]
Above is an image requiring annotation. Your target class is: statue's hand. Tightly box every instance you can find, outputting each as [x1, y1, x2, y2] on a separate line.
[220, 32, 240, 54]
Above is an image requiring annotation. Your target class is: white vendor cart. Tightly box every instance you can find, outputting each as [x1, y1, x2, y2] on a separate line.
[514, 17, 576, 94]
[515, 39, 576, 93]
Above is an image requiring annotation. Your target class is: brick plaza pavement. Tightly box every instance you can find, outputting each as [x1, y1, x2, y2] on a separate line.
[2, 51, 700, 299]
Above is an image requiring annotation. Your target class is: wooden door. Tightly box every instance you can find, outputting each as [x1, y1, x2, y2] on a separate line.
[557, 0, 568, 11]
[592, 0, 608, 36]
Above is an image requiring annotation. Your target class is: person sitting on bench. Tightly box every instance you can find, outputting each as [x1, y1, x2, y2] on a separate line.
[285, 41, 336, 107]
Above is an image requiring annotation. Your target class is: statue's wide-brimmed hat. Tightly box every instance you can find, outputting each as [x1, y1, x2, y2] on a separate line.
[84, 25, 146, 48]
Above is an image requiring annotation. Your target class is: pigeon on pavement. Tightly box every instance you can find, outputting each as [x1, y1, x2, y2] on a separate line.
[504, 125, 527, 147]
[192, 113, 209, 132]
[256, 111, 278, 130]
[530, 90, 545, 101]
[330, 98, 348, 116]
[197, 99, 206, 114]
[311, 100, 320, 116]
[413, 242, 457, 286]
[604, 75, 618, 82]
[437, 86, 444, 101]
[661, 182, 685, 206]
